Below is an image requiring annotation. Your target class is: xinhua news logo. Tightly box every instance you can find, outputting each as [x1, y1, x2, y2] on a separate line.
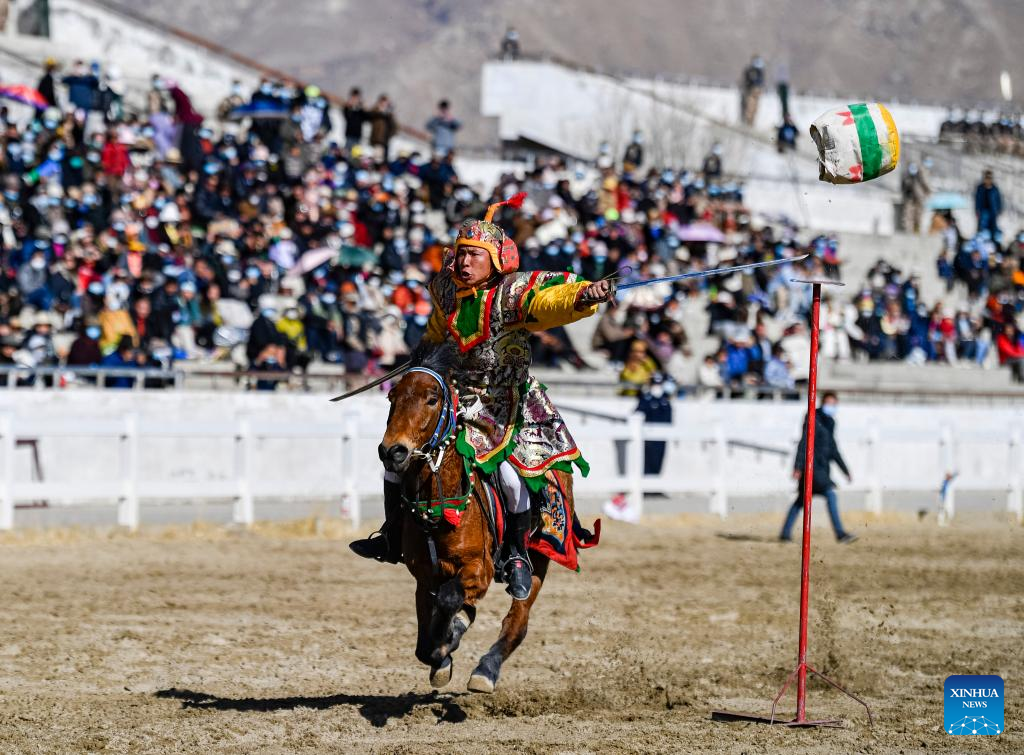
[944, 675, 1004, 736]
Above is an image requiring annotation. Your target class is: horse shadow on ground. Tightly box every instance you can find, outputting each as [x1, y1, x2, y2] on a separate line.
[155, 687, 468, 727]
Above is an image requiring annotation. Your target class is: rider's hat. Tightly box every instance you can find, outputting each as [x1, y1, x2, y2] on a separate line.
[454, 192, 526, 274]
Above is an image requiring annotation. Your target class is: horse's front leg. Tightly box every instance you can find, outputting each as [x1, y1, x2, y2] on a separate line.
[427, 556, 491, 688]
[421, 575, 464, 687]
[414, 583, 435, 668]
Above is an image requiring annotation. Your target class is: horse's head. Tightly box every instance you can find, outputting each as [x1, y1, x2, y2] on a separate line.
[380, 346, 457, 474]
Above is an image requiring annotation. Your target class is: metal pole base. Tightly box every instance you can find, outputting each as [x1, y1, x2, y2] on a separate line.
[711, 661, 874, 729]
[710, 710, 843, 727]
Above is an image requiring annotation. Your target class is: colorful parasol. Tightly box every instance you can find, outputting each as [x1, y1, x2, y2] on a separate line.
[0, 84, 49, 110]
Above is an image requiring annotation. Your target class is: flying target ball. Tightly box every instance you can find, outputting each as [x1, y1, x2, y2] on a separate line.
[809, 103, 899, 184]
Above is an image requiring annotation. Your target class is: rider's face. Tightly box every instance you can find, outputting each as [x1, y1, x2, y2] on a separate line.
[455, 245, 494, 288]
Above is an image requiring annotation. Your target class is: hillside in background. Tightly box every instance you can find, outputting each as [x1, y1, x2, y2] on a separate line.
[109, 0, 1024, 147]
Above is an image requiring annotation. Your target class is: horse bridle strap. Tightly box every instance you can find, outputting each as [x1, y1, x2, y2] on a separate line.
[403, 455, 475, 523]
[406, 367, 457, 452]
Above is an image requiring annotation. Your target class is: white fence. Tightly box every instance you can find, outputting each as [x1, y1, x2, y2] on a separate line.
[1, 399, 1022, 531]
[565, 410, 1024, 525]
[0, 411, 367, 531]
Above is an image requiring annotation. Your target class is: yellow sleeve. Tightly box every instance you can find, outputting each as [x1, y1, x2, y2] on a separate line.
[423, 305, 446, 343]
[524, 280, 598, 332]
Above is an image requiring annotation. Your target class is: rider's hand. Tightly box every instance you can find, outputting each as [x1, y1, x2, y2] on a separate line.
[577, 280, 614, 310]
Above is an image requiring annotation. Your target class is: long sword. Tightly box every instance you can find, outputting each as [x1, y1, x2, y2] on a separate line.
[329, 362, 410, 402]
[616, 254, 809, 290]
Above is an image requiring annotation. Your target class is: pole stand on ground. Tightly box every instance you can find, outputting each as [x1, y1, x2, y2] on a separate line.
[711, 279, 873, 728]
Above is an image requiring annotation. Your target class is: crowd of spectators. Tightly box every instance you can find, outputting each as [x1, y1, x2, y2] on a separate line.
[2, 54, 1024, 395]
[939, 112, 1024, 157]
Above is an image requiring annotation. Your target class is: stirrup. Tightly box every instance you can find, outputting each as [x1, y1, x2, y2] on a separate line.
[349, 529, 394, 562]
[502, 555, 533, 601]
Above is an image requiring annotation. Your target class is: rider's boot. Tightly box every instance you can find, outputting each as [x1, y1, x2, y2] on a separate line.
[501, 509, 534, 600]
[349, 480, 404, 564]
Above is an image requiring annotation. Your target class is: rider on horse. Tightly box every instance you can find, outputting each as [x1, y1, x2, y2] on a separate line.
[350, 193, 614, 600]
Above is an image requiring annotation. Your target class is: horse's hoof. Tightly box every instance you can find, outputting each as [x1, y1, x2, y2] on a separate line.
[467, 673, 495, 694]
[429, 657, 453, 688]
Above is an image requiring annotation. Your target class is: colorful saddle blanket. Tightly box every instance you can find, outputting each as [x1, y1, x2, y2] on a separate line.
[478, 472, 601, 572]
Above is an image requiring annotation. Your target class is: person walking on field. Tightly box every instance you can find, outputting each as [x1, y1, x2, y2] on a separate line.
[780, 391, 858, 543]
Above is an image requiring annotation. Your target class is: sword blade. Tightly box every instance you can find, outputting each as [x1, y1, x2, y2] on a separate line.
[617, 254, 809, 291]
[329, 363, 410, 402]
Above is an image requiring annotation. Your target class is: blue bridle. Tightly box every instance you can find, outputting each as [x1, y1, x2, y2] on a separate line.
[406, 367, 457, 452]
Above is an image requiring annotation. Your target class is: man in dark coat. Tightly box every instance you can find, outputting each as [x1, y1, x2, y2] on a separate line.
[37, 58, 59, 108]
[780, 391, 857, 543]
[343, 88, 366, 150]
[637, 372, 672, 475]
[975, 169, 1003, 241]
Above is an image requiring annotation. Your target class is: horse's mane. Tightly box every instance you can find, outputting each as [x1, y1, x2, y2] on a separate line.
[414, 341, 458, 381]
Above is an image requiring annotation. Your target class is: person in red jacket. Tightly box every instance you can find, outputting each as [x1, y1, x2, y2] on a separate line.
[996, 322, 1024, 381]
[100, 128, 129, 182]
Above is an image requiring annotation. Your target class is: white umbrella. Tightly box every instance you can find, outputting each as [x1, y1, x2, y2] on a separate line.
[288, 247, 335, 276]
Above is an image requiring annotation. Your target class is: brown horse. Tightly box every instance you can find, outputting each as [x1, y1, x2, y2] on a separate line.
[379, 356, 570, 693]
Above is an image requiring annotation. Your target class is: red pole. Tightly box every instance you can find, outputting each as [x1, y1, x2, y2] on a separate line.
[795, 282, 822, 723]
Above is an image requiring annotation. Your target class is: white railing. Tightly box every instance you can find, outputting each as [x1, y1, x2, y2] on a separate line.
[0, 409, 1021, 531]
[0, 411, 368, 531]
[563, 409, 1024, 524]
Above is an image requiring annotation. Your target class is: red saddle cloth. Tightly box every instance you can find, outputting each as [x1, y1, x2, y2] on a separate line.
[527, 474, 601, 572]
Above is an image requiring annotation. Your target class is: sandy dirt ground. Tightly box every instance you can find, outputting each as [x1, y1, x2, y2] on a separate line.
[0, 512, 1021, 754]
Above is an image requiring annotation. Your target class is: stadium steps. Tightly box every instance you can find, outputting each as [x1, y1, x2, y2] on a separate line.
[820, 360, 1014, 392]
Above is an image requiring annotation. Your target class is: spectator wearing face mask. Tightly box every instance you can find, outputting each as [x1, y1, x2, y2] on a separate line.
[98, 287, 137, 354]
[67, 323, 104, 366]
[636, 372, 674, 476]
[403, 299, 432, 352]
[276, 305, 307, 354]
[17, 250, 52, 310]
[217, 79, 246, 124]
[20, 316, 58, 368]
[62, 60, 100, 112]
[247, 305, 286, 370]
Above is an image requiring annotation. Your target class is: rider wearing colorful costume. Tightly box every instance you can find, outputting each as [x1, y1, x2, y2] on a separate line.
[351, 193, 613, 599]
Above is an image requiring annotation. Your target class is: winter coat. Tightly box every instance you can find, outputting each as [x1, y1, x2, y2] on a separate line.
[369, 107, 396, 146]
[793, 409, 850, 494]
